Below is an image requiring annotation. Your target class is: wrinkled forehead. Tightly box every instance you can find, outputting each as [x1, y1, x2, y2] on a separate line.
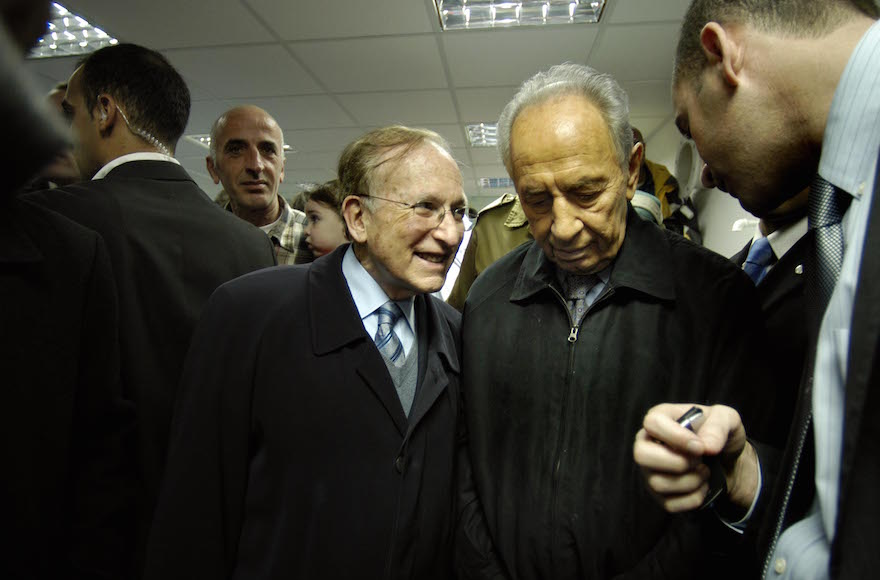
[375, 142, 464, 201]
[216, 110, 283, 146]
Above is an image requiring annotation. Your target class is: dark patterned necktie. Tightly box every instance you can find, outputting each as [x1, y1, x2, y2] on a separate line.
[374, 301, 405, 367]
[563, 273, 598, 326]
[743, 236, 775, 285]
[807, 174, 852, 316]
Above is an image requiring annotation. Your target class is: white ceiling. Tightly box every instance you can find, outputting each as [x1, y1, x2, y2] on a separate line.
[23, 0, 691, 208]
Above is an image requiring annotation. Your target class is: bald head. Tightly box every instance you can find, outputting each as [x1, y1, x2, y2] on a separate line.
[206, 105, 287, 226]
[209, 105, 283, 161]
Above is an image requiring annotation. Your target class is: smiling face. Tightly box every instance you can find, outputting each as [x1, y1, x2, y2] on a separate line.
[509, 94, 639, 275]
[344, 142, 466, 300]
[207, 107, 284, 225]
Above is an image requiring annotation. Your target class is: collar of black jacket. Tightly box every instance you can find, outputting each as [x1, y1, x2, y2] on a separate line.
[308, 243, 460, 373]
[510, 203, 676, 303]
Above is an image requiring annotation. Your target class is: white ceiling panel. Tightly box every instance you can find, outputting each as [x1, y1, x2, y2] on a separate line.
[605, 0, 690, 24]
[65, 0, 272, 49]
[246, 0, 436, 40]
[423, 125, 468, 149]
[339, 90, 457, 126]
[621, 80, 674, 117]
[588, 23, 680, 81]
[284, 127, 366, 153]
[443, 27, 599, 88]
[469, 148, 504, 167]
[283, 151, 341, 172]
[292, 36, 447, 92]
[164, 45, 322, 99]
[455, 86, 519, 123]
[219, 95, 357, 130]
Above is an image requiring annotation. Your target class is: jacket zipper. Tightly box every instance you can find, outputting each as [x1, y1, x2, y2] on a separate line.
[546, 283, 613, 572]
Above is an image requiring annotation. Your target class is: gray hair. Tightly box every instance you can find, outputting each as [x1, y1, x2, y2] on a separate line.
[498, 63, 633, 174]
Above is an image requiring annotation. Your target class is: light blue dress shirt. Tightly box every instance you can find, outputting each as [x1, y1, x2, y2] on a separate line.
[341, 246, 416, 357]
[768, 19, 880, 580]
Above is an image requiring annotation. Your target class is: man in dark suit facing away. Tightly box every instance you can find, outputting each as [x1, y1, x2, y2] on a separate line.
[145, 126, 467, 579]
[27, 43, 277, 567]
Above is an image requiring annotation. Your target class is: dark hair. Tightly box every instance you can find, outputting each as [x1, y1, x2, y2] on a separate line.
[77, 44, 190, 152]
[303, 180, 342, 212]
[675, 0, 878, 87]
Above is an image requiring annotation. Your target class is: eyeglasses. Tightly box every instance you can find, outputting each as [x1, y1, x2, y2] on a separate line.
[361, 194, 477, 231]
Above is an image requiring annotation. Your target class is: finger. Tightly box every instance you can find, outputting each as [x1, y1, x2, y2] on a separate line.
[644, 463, 710, 496]
[660, 481, 710, 513]
[633, 429, 699, 473]
[641, 404, 709, 454]
[695, 405, 746, 456]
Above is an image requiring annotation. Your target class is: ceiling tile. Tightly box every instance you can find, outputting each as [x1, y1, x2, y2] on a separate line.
[605, 0, 690, 24]
[203, 95, 357, 132]
[164, 45, 322, 100]
[292, 36, 447, 92]
[283, 128, 366, 153]
[65, 0, 272, 49]
[338, 90, 457, 126]
[22, 55, 80, 85]
[247, 0, 435, 40]
[469, 148, 503, 167]
[283, 151, 341, 172]
[443, 26, 599, 88]
[588, 23, 680, 82]
[455, 86, 519, 124]
[621, 80, 675, 118]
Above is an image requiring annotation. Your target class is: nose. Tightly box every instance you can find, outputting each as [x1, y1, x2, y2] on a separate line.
[549, 197, 583, 243]
[432, 210, 464, 248]
[244, 147, 265, 174]
[701, 163, 718, 190]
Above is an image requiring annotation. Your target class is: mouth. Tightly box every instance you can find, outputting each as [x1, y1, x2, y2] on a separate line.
[240, 180, 269, 191]
[552, 247, 588, 263]
[415, 251, 451, 266]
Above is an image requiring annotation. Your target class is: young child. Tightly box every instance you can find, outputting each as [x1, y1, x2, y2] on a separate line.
[303, 180, 349, 258]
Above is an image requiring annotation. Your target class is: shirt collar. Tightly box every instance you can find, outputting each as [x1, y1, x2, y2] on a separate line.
[341, 246, 416, 332]
[756, 216, 808, 260]
[92, 152, 180, 180]
[818, 19, 880, 199]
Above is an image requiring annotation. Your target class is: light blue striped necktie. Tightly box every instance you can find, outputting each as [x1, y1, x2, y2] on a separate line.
[374, 301, 405, 367]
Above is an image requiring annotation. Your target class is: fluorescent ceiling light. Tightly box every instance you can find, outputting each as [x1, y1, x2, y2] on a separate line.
[29, 3, 119, 59]
[467, 123, 498, 147]
[184, 135, 292, 152]
[435, 0, 606, 31]
[479, 177, 515, 189]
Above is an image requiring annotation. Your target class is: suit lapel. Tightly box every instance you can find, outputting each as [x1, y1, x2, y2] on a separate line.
[406, 295, 459, 438]
[309, 246, 408, 436]
[837, 153, 880, 517]
[757, 233, 809, 313]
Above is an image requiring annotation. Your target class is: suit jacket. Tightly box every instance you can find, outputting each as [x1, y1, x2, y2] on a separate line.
[145, 244, 462, 580]
[754, 155, 880, 577]
[732, 231, 811, 446]
[0, 198, 135, 579]
[26, 160, 277, 555]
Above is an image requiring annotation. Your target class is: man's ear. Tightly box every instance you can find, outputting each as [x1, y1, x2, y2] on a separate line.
[342, 195, 369, 244]
[206, 156, 221, 184]
[94, 93, 118, 135]
[625, 141, 644, 201]
[700, 22, 744, 88]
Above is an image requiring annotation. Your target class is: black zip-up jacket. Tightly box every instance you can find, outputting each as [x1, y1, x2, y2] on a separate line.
[456, 207, 781, 579]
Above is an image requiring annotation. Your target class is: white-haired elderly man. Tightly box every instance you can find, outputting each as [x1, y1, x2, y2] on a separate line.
[455, 63, 779, 579]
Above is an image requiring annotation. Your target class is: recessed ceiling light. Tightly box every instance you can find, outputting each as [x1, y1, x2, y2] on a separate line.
[29, 3, 119, 59]
[479, 177, 516, 189]
[467, 123, 498, 147]
[435, 1, 606, 31]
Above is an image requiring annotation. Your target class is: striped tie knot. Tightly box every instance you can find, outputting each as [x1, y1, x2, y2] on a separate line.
[743, 236, 775, 285]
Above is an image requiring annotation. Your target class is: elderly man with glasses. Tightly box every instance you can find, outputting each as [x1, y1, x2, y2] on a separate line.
[146, 125, 470, 580]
